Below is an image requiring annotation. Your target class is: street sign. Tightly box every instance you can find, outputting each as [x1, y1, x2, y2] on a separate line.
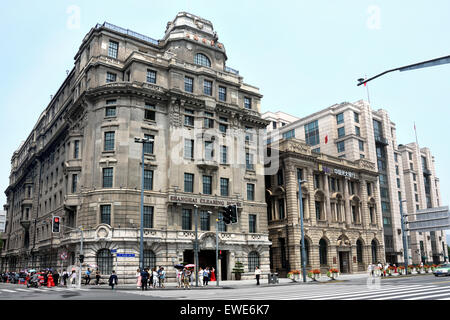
[60, 252, 68, 260]
[111, 249, 117, 253]
[116, 253, 135, 258]
[407, 206, 450, 232]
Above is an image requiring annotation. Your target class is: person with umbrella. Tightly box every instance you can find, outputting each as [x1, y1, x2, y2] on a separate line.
[182, 267, 191, 290]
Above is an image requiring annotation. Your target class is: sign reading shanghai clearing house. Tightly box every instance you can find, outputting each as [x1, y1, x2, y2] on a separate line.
[319, 164, 357, 179]
[169, 195, 242, 208]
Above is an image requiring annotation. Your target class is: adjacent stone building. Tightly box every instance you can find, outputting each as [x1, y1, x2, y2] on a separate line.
[1, 12, 271, 282]
[265, 138, 384, 275]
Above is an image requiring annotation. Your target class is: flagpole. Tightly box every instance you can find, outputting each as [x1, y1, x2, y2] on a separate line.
[365, 75, 371, 104]
[414, 122, 419, 146]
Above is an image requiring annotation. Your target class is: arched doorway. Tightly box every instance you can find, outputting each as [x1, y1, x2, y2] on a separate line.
[96, 249, 113, 275]
[356, 239, 364, 271]
[371, 240, 378, 264]
[319, 238, 328, 270]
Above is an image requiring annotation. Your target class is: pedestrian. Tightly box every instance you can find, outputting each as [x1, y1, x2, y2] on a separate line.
[152, 267, 158, 288]
[136, 268, 141, 289]
[198, 267, 204, 287]
[149, 268, 154, 288]
[255, 266, 261, 285]
[203, 267, 210, 286]
[141, 268, 149, 291]
[182, 268, 191, 290]
[160, 267, 166, 288]
[367, 263, 373, 277]
[95, 269, 101, 285]
[85, 268, 91, 285]
[70, 270, 77, 287]
[53, 270, 60, 286]
[157, 266, 162, 288]
[210, 267, 216, 282]
[62, 269, 68, 286]
[108, 270, 118, 290]
[176, 268, 182, 288]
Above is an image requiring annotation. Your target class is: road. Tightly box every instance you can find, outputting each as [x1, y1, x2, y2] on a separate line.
[0, 274, 449, 300]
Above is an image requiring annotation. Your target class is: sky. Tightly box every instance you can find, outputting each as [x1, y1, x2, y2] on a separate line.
[0, 1, 449, 236]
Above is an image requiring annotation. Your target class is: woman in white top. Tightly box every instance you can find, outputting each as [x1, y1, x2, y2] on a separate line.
[152, 268, 159, 288]
[136, 268, 141, 289]
[198, 268, 204, 287]
[254, 266, 261, 285]
[176, 269, 182, 288]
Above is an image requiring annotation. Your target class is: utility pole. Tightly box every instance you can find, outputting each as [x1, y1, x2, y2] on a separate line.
[215, 214, 219, 287]
[194, 205, 199, 287]
[298, 178, 307, 282]
[400, 199, 409, 274]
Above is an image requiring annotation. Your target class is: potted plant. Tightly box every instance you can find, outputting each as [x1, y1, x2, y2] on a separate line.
[326, 268, 339, 280]
[307, 269, 321, 281]
[388, 266, 396, 276]
[232, 261, 244, 280]
[408, 265, 415, 274]
[287, 270, 301, 282]
[398, 266, 405, 275]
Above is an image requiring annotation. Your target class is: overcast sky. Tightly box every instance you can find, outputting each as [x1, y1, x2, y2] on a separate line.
[0, 1, 448, 236]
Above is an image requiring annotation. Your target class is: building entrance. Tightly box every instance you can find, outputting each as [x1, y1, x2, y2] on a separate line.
[339, 251, 350, 273]
[183, 250, 228, 280]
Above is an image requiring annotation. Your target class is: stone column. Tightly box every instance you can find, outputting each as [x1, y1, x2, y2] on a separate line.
[307, 168, 315, 223]
[343, 178, 351, 225]
[323, 174, 331, 221]
[285, 162, 301, 271]
[360, 179, 369, 228]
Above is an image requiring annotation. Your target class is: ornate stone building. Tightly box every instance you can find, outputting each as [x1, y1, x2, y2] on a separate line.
[266, 138, 385, 276]
[1, 12, 271, 282]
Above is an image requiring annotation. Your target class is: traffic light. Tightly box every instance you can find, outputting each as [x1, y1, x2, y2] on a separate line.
[222, 206, 232, 224]
[52, 216, 60, 233]
[218, 250, 223, 260]
[230, 205, 238, 224]
[79, 254, 84, 263]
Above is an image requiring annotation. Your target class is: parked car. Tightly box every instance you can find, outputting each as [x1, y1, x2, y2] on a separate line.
[433, 264, 450, 277]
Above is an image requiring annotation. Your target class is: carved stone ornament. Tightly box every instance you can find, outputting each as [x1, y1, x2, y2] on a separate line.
[96, 226, 110, 239]
[194, 18, 204, 29]
[286, 141, 310, 154]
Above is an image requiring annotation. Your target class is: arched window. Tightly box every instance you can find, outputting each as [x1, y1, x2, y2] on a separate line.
[356, 239, 363, 263]
[248, 251, 260, 272]
[371, 240, 378, 264]
[97, 249, 113, 275]
[143, 250, 156, 270]
[319, 238, 328, 265]
[194, 53, 211, 67]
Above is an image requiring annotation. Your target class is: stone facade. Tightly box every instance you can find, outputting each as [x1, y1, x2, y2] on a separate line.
[1, 12, 271, 282]
[266, 138, 384, 276]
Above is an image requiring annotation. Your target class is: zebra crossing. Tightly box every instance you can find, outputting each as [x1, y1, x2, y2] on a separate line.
[117, 283, 450, 300]
[0, 286, 90, 295]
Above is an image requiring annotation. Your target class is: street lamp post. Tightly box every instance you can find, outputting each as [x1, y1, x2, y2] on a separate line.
[134, 136, 154, 271]
[400, 199, 409, 274]
[214, 213, 219, 287]
[194, 205, 199, 287]
[298, 179, 307, 283]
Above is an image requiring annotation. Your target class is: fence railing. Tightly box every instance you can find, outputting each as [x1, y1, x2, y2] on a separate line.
[96, 22, 159, 45]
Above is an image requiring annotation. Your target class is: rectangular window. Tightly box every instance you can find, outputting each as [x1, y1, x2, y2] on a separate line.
[105, 106, 116, 117]
[203, 175, 212, 195]
[104, 132, 115, 151]
[246, 152, 254, 170]
[413, 173, 417, 181]
[144, 104, 156, 121]
[297, 168, 303, 181]
[100, 205, 111, 225]
[408, 152, 412, 160]
[143, 206, 154, 228]
[355, 126, 360, 136]
[143, 134, 154, 154]
[219, 123, 227, 133]
[314, 174, 321, 189]
[184, 77, 194, 93]
[184, 173, 194, 193]
[184, 114, 194, 126]
[337, 141, 345, 153]
[218, 86, 227, 101]
[249, 214, 256, 233]
[204, 80, 213, 95]
[394, 153, 398, 162]
[338, 127, 345, 138]
[367, 182, 372, 196]
[72, 174, 78, 193]
[278, 199, 285, 219]
[200, 211, 210, 231]
[106, 72, 117, 83]
[395, 165, 399, 175]
[282, 129, 295, 140]
[205, 141, 214, 160]
[184, 139, 194, 159]
[312, 147, 320, 153]
[336, 113, 344, 124]
[304, 120, 320, 146]
[220, 145, 227, 164]
[244, 97, 252, 109]
[74, 140, 80, 159]
[247, 183, 255, 201]
[182, 209, 192, 230]
[359, 140, 364, 151]
[245, 127, 254, 142]
[102, 167, 113, 188]
[315, 201, 321, 220]
[108, 40, 118, 59]
[144, 169, 154, 191]
[220, 178, 229, 197]
[354, 112, 359, 123]
[146, 70, 156, 84]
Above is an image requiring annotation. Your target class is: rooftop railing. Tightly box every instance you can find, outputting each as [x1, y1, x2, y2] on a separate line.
[96, 22, 159, 46]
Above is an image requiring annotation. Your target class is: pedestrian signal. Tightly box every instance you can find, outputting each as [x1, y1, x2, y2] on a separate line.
[52, 216, 60, 233]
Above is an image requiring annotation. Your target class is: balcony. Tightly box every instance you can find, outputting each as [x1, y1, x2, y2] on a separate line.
[422, 168, 432, 176]
[20, 218, 31, 230]
[197, 159, 219, 171]
[374, 135, 389, 146]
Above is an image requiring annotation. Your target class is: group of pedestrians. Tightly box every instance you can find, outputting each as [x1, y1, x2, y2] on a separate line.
[175, 266, 216, 289]
[367, 261, 397, 277]
[136, 266, 166, 291]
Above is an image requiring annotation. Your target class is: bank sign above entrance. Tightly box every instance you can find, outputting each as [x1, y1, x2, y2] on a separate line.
[319, 164, 357, 179]
[169, 194, 242, 208]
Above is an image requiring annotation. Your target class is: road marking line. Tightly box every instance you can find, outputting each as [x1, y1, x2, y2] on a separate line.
[405, 288, 450, 300]
[360, 286, 448, 300]
[1, 289, 17, 293]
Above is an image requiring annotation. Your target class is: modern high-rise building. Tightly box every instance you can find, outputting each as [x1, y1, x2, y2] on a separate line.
[1, 12, 271, 282]
[0, 210, 6, 233]
[398, 143, 447, 264]
[264, 100, 447, 265]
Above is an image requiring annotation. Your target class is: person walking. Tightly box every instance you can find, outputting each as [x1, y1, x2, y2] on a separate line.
[136, 268, 141, 289]
[141, 268, 149, 291]
[367, 263, 373, 277]
[255, 266, 261, 285]
[176, 268, 182, 288]
[70, 270, 77, 287]
[53, 270, 60, 287]
[62, 269, 68, 286]
[95, 270, 101, 285]
[85, 268, 91, 285]
[210, 267, 216, 282]
[152, 267, 158, 288]
[198, 267, 204, 287]
[159, 267, 166, 288]
[203, 267, 210, 286]
[182, 268, 191, 290]
[108, 270, 118, 290]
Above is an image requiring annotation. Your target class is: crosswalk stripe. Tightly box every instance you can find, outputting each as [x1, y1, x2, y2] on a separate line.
[344, 286, 444, 300]
[404, 288, 450, 300]
[1, 289, 17, 293]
